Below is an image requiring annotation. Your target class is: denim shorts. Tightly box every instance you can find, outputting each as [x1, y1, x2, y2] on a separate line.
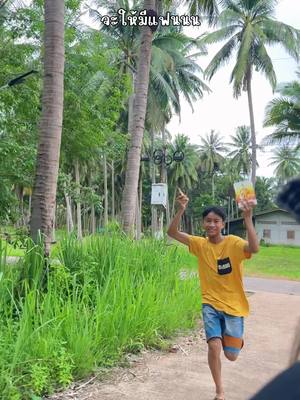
[202, 303, 244, 354]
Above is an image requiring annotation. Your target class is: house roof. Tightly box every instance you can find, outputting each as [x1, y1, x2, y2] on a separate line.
[227, 208, 289, 223]
[254, 208, 289, 217]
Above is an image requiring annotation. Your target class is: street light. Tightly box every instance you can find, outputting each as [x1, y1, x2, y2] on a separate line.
[0, 70, 38, 91]
[141, 147, 184, 166]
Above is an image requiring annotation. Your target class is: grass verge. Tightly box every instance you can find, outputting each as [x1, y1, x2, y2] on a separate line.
[0, 235, 201, 399]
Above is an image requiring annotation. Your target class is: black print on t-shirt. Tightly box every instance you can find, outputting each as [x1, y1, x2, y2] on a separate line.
[217, 257, 232, 275]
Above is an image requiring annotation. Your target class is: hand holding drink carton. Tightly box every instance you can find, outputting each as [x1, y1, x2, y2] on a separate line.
[233, 180, 257, 211]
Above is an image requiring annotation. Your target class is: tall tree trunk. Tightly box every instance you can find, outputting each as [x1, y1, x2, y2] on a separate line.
[75, 160, 82, 240]
[136, 174, 142, 239]
[52, 204, 56, 243]
[20, 187, 24, 226]
[111, 160, 115, 220]
[165, 175, 170, 227]
[227, 197, 231, 234]
[235, 199, 239, 219]
[161, 125, 170, 227]
[103, 154, 108, 227]
[83, 204, 86, 234]
[14, 185, 23, 227]
[212, 173, 215, 202]
[246, 72, 257, 186]
[72, 204, 76, 229]
[135, 190, 141, 240]
[121, 0, 155, 235]
[150, 128, 157, 236]
[30, 0, 65, 255]
[171, 188, 177, 219]
[139, 175, 142, 229]
[91, 203, 96, 234]
[89, 171, 96, 234]
[128, 68, 135, 135]
[27, 194, 32, 225]
[64, 188, 73, 233]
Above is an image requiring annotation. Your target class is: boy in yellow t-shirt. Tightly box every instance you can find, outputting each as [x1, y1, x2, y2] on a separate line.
[167, 190, 259, 400]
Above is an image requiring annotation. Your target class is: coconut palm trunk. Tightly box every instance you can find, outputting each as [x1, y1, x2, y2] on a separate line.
[30, 0, 65, 255]
[212, 173, 215, 202]
[89, 171, 96, 234]
[28, 194, 32, 225]
[246, 72, 257, 186]
[161, 125, 170, 227]
[74, 160, 82, 240]
[171, 188, 177, 219]
[111, 160, 115, 220]
[121, 0, 156, 235]
[135, 173, 143, 239]
[150, 128, 157, 236]
[64, 185, 74, 233]
[103, 153, 108, 227]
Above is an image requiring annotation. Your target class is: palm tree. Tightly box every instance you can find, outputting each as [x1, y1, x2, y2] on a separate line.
[121, 0, 221, 234]
[264, 69, 300, 149]
[198, 130, 227, 200]
[269, 145, 300, 184]
[168, 134, 199, 217]
[227, 125, 252, 177]
[30, 0, 65, 255]
[202, 0, 300, 185]
[105, 0, 152, 235]
[147, 27, 210, 127]
[255, 176, 276, 211]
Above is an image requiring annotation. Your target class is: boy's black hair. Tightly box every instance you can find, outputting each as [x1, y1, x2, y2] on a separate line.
[202, 206, 227, 221]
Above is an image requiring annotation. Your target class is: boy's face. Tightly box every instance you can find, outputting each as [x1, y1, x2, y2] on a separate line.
[203, 211, 225, 238]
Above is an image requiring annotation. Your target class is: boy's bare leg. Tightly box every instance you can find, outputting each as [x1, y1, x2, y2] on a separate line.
[207, 338, 225, 399]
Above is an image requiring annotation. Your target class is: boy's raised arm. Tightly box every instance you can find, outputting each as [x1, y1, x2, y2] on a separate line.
[167, 189, 190, 246]
[241, 201, 260, 254]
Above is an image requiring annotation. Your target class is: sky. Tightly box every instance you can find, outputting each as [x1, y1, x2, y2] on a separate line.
[166, 0, 300, 178]
[50, 0, 299, 179]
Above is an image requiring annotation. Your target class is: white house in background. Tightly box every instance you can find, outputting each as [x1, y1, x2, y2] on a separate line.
[255, 209, 300, 246]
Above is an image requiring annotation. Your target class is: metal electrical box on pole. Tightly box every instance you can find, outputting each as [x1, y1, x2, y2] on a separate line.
[151, 183, 168, 208]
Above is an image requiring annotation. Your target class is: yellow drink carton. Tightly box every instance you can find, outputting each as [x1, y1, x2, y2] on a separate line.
[233, 180, 257, 209]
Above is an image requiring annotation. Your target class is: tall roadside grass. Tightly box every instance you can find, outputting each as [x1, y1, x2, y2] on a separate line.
[0, 234, 201, 399]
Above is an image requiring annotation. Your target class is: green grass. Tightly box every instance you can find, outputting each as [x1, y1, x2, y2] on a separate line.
[0, 235, 201, 399]
[175, 242, 300, 281]
[244, 245, 300, 280]
[0, 227, 66, 257]
[0, 239, 25, 256]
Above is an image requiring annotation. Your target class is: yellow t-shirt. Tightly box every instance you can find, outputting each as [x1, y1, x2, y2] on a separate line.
[189, 234, 251, 317]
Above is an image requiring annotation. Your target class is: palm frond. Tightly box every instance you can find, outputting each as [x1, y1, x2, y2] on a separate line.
[263, 132, 300, 148]
[253, 41, 276, 90]
[277, 81, 300, 102]
[230, 23, 254, 96]
[200, 25, 240, 45]
[205, 34, 238, 80]
[183, 0, 220, 26]
[218, 7, 243, 27]
[261, 19, 300, 61]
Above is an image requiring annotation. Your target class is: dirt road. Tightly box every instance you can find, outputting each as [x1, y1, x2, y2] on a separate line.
[50, 289, 300, 400]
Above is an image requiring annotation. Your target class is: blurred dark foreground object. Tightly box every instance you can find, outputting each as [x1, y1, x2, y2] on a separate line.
[276, 178, 300, 223]
[249, 362, 300, 400]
